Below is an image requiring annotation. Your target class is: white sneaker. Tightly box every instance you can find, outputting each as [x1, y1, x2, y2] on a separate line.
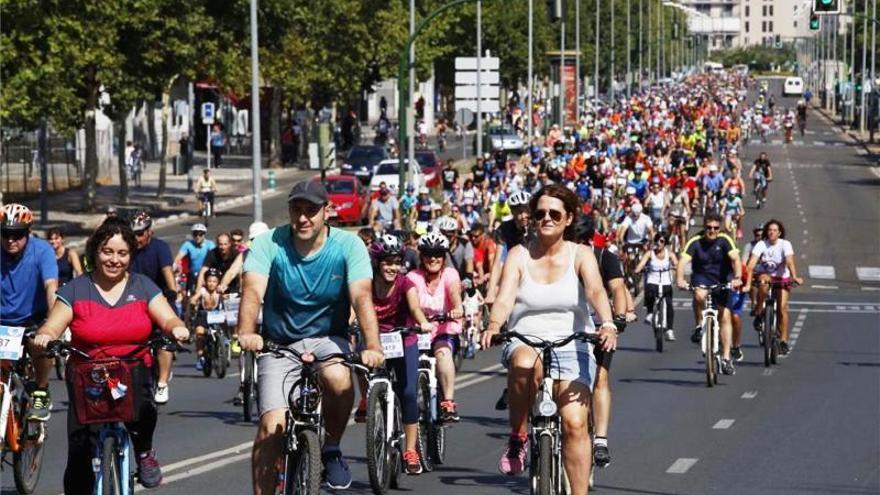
[154, 383, 169, 404]
[665, 330, 676, 341]
[644, 314, 653, 325]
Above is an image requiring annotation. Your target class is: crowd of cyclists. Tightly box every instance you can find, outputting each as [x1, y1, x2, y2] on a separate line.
[0, 67, 809, 495]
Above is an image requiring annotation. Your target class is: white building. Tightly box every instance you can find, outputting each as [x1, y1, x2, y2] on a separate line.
[738, 0, 815, 47]
[681, 0, 742, 50]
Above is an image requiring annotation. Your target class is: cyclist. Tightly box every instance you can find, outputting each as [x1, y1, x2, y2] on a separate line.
[741, 224, 764, 306]
[488, 191, 513, 227]
[369, 184, 400, 232]
[195, 167, 217, 216]
[486, 191, 533, 304]
[191, 267, 224, 371]
[675, 212, 742, 376]
[635, 232, 677, 340]
[435, 216, 473, 280]
[481, 184, 617, 491]
[665, 182, 691, 247]
[404, 231, 464, 422]
[47, 227, 83, 285]
[32, 218, 189, 492]
[413, 186, 436, 233]
[195, 233, 238, 294]
[238, 180, 384, 493]
[469, 222, 497, 287]
[441, 159, 459, 202]
[616, 203, 655, 273]
[0, 203, 58, 421]
[369, 234, 424, 474]
[749, 152, 773, 206]
[719, 187, 745, 237]
[743, 219, 804, 356]
[701, 164, 724, 213]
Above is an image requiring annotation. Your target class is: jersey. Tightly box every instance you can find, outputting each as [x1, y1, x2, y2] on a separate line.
[620, 214, 653, 244]
[750, 239, 794, 278]
[681, 233, 738, 285]
[243, 226, 372, 343]
[130, 237, 173, 291]
[1, 236, 58, 325]
[178, 239, 216, 274]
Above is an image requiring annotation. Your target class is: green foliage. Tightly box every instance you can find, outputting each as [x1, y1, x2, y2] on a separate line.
[714, 45, 796, 72]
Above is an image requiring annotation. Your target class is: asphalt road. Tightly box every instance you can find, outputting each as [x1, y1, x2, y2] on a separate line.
[4, 78, 878, 494]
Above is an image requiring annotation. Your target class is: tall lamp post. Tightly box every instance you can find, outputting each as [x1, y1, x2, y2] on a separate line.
[250, 0, 262, 222]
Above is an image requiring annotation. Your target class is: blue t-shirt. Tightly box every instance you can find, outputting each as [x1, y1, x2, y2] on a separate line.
[131, 238, 173, 290]
[178, 239, 215, 274]
[1, 236, 59, 325]
[702, 174, 724, 193]
[243, 226, 372, 343]
[210, 130, 225, 147]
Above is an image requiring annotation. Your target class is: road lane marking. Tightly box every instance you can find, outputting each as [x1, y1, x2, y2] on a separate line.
[712, 419, 735, 429]
[808, 265, 836, 279]
[144, 453, 252, 492]
[666, 458, 698, 474]
[162, 440, 253, 475]
[861, 286, 880, 291]
[763, 369, 774, 376]
[741, 391, 758, 399]
[856, 267, 880, 282]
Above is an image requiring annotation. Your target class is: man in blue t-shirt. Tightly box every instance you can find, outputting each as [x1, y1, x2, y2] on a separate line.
[174, 223, 215, 292]
[239, 180, 384, 493]
[0, 204, 58, 421]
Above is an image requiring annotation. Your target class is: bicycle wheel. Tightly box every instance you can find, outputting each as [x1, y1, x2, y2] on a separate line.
[242, 352, 257, 422]
[534, 434, 554, 495]
[416, 372, 434, 472]
[285, 429, 322, 495]
[429, 392, 446, 465]
[202, 338, 214, 378]
[214, 337, 229, 379]
[389, 395, 403, 489]
[453, 336, 464, 371]
[653, 298, 664, 353]
[13, 399, 45, 494]
[768, 303, 779, 365]
[366, 381, 391, 494]
[704, 318, 716, 387]
[101, 435, 122, 495]
[762, 305, 773, 367]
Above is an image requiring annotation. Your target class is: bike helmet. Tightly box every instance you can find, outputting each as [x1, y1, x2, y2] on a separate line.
[418, 231, 450, 252]
[728, 186, 740, 196]
[205, 267, 223, 279]
[191, 223, 207, 233]
[625, 186, 637, 196]
[753, 223, 764, 233]
[508, 191, 532, 207]
[419, 186, 430, 195]
[434, 216, 458, 233]
[248, 221, 270, 240]
[129, 210, 152, 232]
[369, 234, 403, 260]
[0, 204, 33, 231]
[631, 203, 644, 214]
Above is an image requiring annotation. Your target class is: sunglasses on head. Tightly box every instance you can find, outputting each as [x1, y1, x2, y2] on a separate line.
[533, 209, 565, 222]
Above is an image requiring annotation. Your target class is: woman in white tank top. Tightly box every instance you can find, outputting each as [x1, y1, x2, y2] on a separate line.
[635, 232, 678, 338]
[480, 185, 618, 490]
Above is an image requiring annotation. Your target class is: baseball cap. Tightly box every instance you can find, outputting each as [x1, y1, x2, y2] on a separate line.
[287, 180, 328, 204]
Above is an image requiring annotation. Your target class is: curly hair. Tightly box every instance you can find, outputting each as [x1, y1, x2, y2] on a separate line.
[85, 217, 138, 270]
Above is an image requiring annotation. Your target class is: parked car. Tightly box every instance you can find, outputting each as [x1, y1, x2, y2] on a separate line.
[474, 124, 524, 154]
[341, 145, 389, 183]
[316, 175, 369, 225]
[783, 77, 804, 97]
[369, 159, 424, 194]
[414, 149, 441, 188]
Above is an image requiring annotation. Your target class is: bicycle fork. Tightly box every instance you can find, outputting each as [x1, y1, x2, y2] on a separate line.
[94, 426, 131, 495]
[700, 310, 720, 357]
[421, 357, 439, 423]
[370, 377, 398, 446]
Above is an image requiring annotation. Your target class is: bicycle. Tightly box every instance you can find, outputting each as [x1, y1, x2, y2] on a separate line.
[260, 342, 369, 494]
[753, 176, 768, 209]
[200, 309, 231, 379]
[685, 284, 729, 387]
[414, 313, 454, 472]
[622, 243, 646, 297]
[756, 279, 797, 367]
[0, 326, 47, 494]
[198, 191, 214, 226]
[45, 335, 188, 495]
[493, 331, 603, 495]
[646, 270, 674, 353]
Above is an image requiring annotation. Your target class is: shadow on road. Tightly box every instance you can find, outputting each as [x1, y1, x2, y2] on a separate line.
[619, 377, 718, 388]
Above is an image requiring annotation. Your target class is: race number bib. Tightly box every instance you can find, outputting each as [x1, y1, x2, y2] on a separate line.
[380, 333, 404, 359]
[0, 326, 26, 361]
[417, 333, 433, 351]
[206, 310, 226, 325]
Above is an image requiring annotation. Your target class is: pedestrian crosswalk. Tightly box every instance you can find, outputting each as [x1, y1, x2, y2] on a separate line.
[804, 265, 880, 285]
[744, 139, 848, 147]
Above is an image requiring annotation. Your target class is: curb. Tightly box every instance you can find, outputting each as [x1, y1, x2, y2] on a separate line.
[811, 105, 879, 154]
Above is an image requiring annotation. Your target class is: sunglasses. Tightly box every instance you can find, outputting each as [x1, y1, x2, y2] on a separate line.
[533, 209, 565, 222]
[290, 203, 325, 218]
[420, 250, 446, 259]
[193, 232, 206, 237]
[1, 230, 27, 241]
[134, 230, 149, 237]
[705, 225, 721, 231]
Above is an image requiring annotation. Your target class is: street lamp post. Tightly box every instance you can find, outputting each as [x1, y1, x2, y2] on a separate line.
[610, 0, 616, 100]
[249, 0, 263, 222]
[576, 0, 581, 121]
[627, 0, 632, 98]
[861, 0, 868, 133]
[595, 0, 600, 102]
[528, 0, 533, 144]
[638, 0, 643, 89]
[559, 3, 566, 127]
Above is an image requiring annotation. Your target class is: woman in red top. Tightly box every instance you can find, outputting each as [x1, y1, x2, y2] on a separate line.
[34, 218, 188, 492]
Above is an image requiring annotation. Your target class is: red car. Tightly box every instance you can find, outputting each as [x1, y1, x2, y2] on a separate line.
[315, 175, 369, 225]
[415, 150, 441, 188]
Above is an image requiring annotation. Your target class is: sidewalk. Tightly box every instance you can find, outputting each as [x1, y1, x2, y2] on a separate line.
[811, 104, 880, 156]
[21, 162, 313, 248]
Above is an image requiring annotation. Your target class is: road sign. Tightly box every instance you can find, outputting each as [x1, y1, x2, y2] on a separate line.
[454, 85, 500, 99]
[454, 57, 500, 71]
[201, 102, 215, 125]
[455, 71, 500, 85]
[454, 56, 501, 116]
[455, 108, 475, 127]
[455, 100, 501, 113]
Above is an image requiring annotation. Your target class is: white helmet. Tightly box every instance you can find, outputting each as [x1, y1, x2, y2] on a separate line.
[631, 203, 643, 214]
[508, 191, 532, 207]
[418, 231, 450, 251]
[434, 216, 458, 232]
[625, 186, 637, 196]
[419, 186, 430, 195]
[248, 221, 270, 240]
[191, 223, 207, 233]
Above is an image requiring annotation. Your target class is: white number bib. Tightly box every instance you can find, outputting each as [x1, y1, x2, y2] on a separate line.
[206, 310, 226, 325]
[417, 333, 433, 351]
[0, 326, 26, 361]
[380, 333, 404, 359]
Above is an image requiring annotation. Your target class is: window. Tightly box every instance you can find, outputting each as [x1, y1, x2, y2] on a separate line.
[745, 5, 750, 16]
[762, 5, 767, 16]
[745, 21, 750, 32]
[762, 21, 767, 32]
[769, 5, 773, 15]
[794, 21, 797, 28]
[769, 21, 773, 31]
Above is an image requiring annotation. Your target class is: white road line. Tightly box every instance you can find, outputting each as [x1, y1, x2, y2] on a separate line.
[856, 149, 868, 155]
[162, 440, 253, 475]
[666, 458, 699, 474]
[861, 286, 880, 291]
[808, 265, 836, 279]
[141, 453, 252, 492]
[814, 140, 826, 146]
[741, 391, 758, 399]
[712, 419, 736, 430]
[763, 369, 775, 376]
[856, 267, 880, 282]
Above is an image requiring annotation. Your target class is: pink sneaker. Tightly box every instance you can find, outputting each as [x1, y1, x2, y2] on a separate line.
[498, 434, 528, 475]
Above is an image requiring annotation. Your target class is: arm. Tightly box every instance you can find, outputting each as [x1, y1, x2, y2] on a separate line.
[785, 254, 803, 285]
[349, 279, 384, 366]
[237, 272, 270, 351]
[194, 265, 208, 294]
[484, 242, 505, 304]
[148, 295, 189, 341]
[32, 301, 74, 349]
[676, 254, 690, 289]
[447, 278, 464, 319]
[634, 250, 651, 274]
[44, 279, 58, 313]
[219, 253, 244, 292]
[161, 266, 177, 293]
[406, 286, 434, 332]
[69, 250, 83, 277]
[729, 250, 743, 289]
[481, 246, 524, 349]
[576, 245, 617, 351]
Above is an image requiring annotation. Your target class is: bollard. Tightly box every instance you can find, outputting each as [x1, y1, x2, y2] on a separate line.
[268, 170, 276, 192]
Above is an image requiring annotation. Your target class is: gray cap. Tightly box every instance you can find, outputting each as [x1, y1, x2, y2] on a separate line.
[288, 180, 328, 205]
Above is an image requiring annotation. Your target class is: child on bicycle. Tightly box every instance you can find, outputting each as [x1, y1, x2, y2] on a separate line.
[190, 267, 223, 371]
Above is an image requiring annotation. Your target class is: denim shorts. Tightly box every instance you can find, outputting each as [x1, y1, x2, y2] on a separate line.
[501, 338, 596, 390]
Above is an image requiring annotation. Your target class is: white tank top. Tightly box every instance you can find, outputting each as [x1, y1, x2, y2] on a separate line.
[646, 250, 673, 286]
[507, 242, 593, 345]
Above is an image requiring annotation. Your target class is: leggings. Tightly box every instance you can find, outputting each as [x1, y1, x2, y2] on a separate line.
[64, 373, 158, 493]
[645, 283, 675, 329]
[388, 343, 420, 424]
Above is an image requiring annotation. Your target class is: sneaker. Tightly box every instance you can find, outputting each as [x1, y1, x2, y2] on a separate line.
[233, 390, 243, 406]
[690, 327, 702, 344]
[403, 449, 423, 475]
[354, 398, 367, 424]
[195, 356, 205, 371]
[779, 341, 790, 356]
[665, 330, 676, 341]
[644, 314, 653, 325]
[494, 388, 509, 411]
[154, 383, 169, 405]
[136, 450, 163, 488]
[731, 346, 744, 362]
[230, 338, 241, 356]
[440, 400, 460, 423]
[721, 359, 736, 375]
[753, 315, 764, 332]
[593, 444, 611, 468]
[322, 450, 352, 489]
[27, 390, 51, 422]
[498, 434, 528, 475]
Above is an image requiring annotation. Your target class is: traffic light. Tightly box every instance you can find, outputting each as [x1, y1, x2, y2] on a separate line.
[813, 0, 840, 14]
[774, 34, 782, 48]
[547, 0, 563, 22]
[809, 13, 821, 31]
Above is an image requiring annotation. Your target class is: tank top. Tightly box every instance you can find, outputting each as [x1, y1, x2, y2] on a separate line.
[57, 248, 74, 286]
[507, 242, 593, 347]
[646, 249, 673, 286]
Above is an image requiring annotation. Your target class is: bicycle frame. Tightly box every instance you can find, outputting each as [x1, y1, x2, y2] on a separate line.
[93, 423, 132, 495]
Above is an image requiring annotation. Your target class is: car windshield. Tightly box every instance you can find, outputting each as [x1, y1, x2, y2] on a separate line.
[488, 126, 515, 136]
[347, 147, 386, 164]
[415, 153, 436, 169]
[325, 180, 355, 194]
[376, 163, 399, 175]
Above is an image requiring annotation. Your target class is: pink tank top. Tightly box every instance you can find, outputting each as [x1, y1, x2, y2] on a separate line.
[405, 267, 462, 337]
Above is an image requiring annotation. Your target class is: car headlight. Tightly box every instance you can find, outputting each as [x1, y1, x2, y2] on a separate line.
[341, 163, 352, 170]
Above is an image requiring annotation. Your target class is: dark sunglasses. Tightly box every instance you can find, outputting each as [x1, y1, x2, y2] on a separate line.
[134, 230, 149, 237]
[420, 250, 446, 259]
[534, 209, 565, 222]
[290, 203, 325, 218]
[1, 230, 27, 241]
[193, 232, 205, 237]
[705, 225, 721, 231]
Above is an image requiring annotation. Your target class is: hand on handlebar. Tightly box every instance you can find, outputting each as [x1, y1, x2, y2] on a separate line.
[171, 326, 190, 343]
[359, 349, 385, 368]
[239, 333, 264, 352]
[676, 279, 689, 290]
[32, 333, 52, 350]
[419, 321, 436, 334]
[596, 326, 618, 353]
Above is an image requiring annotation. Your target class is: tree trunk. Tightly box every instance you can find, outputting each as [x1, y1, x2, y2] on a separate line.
[269, 87, 282, 168]
[83, 66, 99, 212]
[157, 88, 171, 198]
[117, 119, 129, 204]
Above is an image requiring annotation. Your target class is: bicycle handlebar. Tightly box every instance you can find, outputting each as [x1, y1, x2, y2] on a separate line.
[260, 341, 371, 375]
[45, 335, 190, 360]
[491, 331, 601, 349]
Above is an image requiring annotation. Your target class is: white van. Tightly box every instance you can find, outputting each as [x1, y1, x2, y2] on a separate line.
[783, 77, 804, 96]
